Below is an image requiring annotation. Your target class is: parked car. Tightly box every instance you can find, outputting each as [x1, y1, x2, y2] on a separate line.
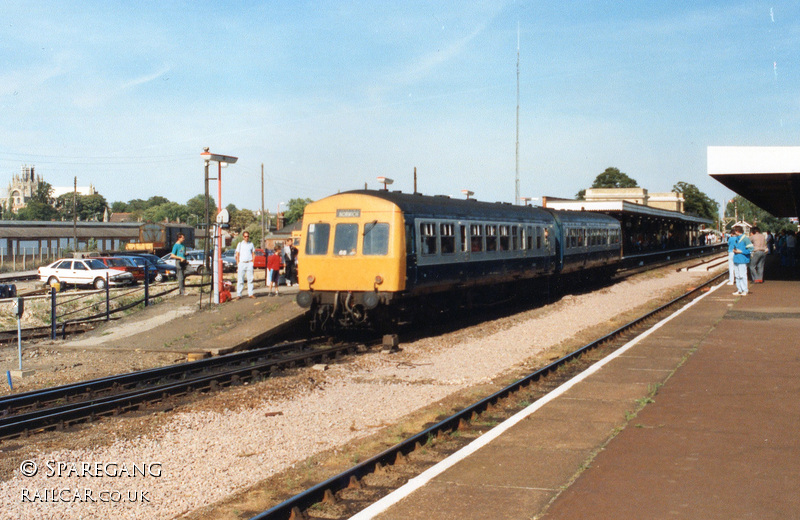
[95, 256, 156, 283]
[39, 258, 136, 290]
[112, 252, 176, 282]
[222, 249, 236, 272]
[253, 248, 268, 269]
[162, 250, 207, 275]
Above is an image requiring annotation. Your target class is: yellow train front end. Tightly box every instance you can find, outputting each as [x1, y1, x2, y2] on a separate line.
[296, 193, 406, 330]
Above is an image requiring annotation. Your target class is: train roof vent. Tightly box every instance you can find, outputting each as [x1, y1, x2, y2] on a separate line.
[434, 195, 450, 198]
[495, 201, 512, 205]
[392, 190, 403, 193]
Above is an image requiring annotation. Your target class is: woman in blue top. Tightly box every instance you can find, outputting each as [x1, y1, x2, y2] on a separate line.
[731, 225, 754, 296]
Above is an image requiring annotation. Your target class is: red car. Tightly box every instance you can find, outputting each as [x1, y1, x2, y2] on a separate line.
[253, 248, 267, 269]
[95, 256, 154, 282]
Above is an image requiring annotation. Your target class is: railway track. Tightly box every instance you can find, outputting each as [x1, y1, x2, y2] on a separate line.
[0, 337, 373, 440]
[248, 272, 726, 520]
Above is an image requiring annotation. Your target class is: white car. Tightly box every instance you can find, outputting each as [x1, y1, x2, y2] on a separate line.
[162, 250, 207, 275]
[39, 258, 136, 290]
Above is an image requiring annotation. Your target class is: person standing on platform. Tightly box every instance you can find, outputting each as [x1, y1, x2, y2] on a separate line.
[267, 245, 283, 296]
[283, 239, 295, 287]
[727, 231, 737, 285]
[731, 225, 753, 296]
[235, 231, 256, 299]
[749, 227, 767, 283]
[170, 233, 187, 296]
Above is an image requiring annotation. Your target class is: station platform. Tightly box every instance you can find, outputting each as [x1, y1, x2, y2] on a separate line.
[358, 265, 800, 519]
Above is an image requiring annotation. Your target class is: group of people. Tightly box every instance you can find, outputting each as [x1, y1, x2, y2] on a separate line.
[234, 234, 298, 299]
[726, 225, 772, 296]
[167, 231, 300, 300]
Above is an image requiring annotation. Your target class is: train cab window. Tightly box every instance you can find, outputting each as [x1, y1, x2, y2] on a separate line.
[334, 223, 359, 256]
[306, 223, 330, 255]
[440, 223, 455, 254]
[486, 225, 497, 251]
[499, 225, 510, 251]
[470, 224, 483, 252]
[363, 223, 390, 255]
[420, 223, 437, 255]
[460, 225, 468, 252]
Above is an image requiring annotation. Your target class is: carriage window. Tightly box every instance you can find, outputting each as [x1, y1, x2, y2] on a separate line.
[363, 223, 390, 255]
[420, 222, 437, 255]
[460, 225, 468, 252]
[470, 224, 483, 252]
[440, 223, 455, 254]
[486, 225, 497, 251]
[511, 226, 519, 250]
[499, 225, 510, 251]
[334, 223, 358, 256]
[527, 226, 534, 250]
[537, 227, 542, 249]
[305, 223, 330, 255]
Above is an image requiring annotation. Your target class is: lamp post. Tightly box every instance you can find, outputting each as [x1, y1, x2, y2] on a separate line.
[201, 148, 238, 304]
[461, 189, 474, 200]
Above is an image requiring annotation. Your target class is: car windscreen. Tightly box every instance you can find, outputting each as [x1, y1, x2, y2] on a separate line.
[85, 259, 108, 270]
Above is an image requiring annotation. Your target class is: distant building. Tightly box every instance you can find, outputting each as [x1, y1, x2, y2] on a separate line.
[583, 188, 684, 213]
[1, 165, 97, 213]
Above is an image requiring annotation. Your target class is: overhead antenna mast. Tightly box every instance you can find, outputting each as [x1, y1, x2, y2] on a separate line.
[515, 22, 520, 206]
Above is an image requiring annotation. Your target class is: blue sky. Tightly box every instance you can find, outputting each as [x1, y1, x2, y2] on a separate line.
[1, 1, 798, 216]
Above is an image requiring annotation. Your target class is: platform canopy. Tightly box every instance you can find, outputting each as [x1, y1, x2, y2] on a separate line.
[708, 146, 800, 218]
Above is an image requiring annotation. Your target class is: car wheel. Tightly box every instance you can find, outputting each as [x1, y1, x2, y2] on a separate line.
[196, 265, 204, 275]
[47, 276, 60, 288]
[155, 272, 164, 283]
[94, 278, 106, 290]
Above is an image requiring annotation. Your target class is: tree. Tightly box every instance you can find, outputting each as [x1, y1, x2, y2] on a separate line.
[110, 201, 128, 213]
[55, 193, 108, 221]
[146, 196, 170, 208]
[725, 196, 795, 233]
[673, 182, 718, 221]
[576, 167, 638, 199]
[186, 194, 216, 223]
[32, 181, 54, 205]
[230, 208, 256, 233]
[284, 198, 313, 225]
[17, 200, 58, 221]
[142, 202, 190, 223]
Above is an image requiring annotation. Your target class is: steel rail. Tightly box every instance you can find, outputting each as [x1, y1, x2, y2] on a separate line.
[250, 272, 726, 520]
[0, 340, 354, 439]
[0, 338, 318, 415]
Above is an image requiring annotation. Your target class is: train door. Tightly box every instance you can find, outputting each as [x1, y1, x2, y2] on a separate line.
[405, 218, 417, 287]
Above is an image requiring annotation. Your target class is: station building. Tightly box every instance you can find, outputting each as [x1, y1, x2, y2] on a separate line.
[541, 188, 712, 256]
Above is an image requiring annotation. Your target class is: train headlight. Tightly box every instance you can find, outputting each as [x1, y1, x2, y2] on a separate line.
[307, 275, 316, 285]
[363, 292, 380, 309]
[374, 275, 384, 285]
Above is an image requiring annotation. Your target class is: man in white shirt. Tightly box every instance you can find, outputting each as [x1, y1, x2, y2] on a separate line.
[235, 231, 256, 299]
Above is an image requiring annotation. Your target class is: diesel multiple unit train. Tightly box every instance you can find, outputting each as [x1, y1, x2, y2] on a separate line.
[296, 190, 621, 331]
